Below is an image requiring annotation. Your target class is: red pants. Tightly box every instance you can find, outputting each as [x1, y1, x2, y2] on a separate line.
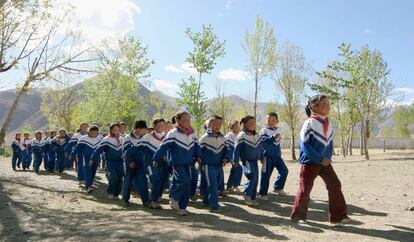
[291, 164, 347, 222]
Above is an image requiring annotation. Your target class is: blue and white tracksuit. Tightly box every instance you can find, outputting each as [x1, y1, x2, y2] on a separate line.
[31, 138, 44, 173]
[53, 136, 69, 173]
[71, 135, 101, 189]
[233, 129, 264, 201]
[140, 131, 167, 202]
[199, 131, 229, 209]
[153, 127, 201, 210]
[42, 137, 49, 170]
[65, 132, 87, 181]
[259, 126, 289, 196]
[91, 135, 123, 196]
[11, 139, 24, 170]
[46, 137, 57, 172]
[225, 132, 243, 189]
[22, 138, 32, 168]
[121, 131, 143, 202]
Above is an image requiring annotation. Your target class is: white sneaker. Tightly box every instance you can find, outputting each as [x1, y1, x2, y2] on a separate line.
[331, 217, 352, 225]
[87, 187, 94, 194]
[234, 187, 241, 192]
[177, 209, 188, 216]
[170, 198, 179, 210]
[243, 195, 254, 206]
[273, 189, 286, 195]
[259, 195, 269, 201]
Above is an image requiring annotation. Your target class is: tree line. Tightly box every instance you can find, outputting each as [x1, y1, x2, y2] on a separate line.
[0, 1, 401, 161]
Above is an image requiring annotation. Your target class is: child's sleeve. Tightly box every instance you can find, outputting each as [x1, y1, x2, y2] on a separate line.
[193, 137, 202, 160]
[299, 121, 323, 164]
[11, 141, 20, 152]
[153, 132, 174, 163]
[91, 140, 107, 162]
[233, 134, 245, 165]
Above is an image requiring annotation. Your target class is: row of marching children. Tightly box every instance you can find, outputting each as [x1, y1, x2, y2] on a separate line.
[10, 95, 350, 223]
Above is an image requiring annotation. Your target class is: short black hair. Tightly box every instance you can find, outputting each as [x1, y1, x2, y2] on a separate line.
[119, 122, 127, 126]
[240, 115, 255, 125]
[210, 115, 222, 121]
[134, 120, 148, 129]
[152, 118, 166, 126]
[109, 123, 120, 131]
[89, 125, 99, 132]
[305, 94, 328, 117]
[267, 112, 278, 119]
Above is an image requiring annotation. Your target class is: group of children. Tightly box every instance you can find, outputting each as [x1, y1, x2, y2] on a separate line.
[10, 94, 350, 224]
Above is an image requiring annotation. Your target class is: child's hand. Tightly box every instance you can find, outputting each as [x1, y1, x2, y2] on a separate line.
[321, 158, 331, 167]
[163, 155, 167, 161]
[129, 162, 136, 169]
[153, 161, 159, 168]
[89, 160, 94, 167]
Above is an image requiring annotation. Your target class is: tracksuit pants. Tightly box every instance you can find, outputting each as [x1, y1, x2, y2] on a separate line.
[259, 156, 289, 196]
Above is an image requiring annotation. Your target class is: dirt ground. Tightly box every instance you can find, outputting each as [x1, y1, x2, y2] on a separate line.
[0, 149, 413, 242]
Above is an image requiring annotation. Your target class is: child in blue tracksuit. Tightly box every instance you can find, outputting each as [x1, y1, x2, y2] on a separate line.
[11, 133, 24, 171]
[54, 129, 69, 173]
[258, 112, 289, 199]
[122, 120, 148, 206]
[233, 115, 264, 206]
[32, 131, 44, 173]
[225, 120, 243, 193]
[71, 125, 101, 193]
[42, 130, 50, 170]
[153, 111, 201, 216]
[66, 123, 89, 185]
[138, 118, 167, 208]
[199, 115, 229, 212]
[46, 131, 57, 172]
[91, 123, 124, 199]
[22, 133, 32, 170]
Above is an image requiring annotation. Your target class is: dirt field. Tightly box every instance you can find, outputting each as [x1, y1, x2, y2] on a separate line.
[0, 149, 413, 242]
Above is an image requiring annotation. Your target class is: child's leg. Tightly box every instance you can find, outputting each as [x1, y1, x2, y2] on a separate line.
[133, 166, 149, 203]
[91, 161, 99, 183]
[200, 167, 208, 205]
[77, 155, 85, 182]
[26, 151, 32, 168]
[34, 153, 41, 173]
[48, 153, 55, 171]
[11, 152, 17, 170]
[16, 152, 22, 167]
[217, 165, 225, 193]
[251, 161, 259, 201]
[106, 161, 117, 195]
[83, 162, 93, 189]
[114, 163, 124, 197]
[170, 165, 191, 209]
[189, 164, 198, 197]
[273, 157, 289, 190]
[20, 152, 26, 169]
[147, 166, 161, 202]
[205, 164, 219, 209]
[43, 153, 48, 170]
[259, 157, 275, 196]
[290, 164, 320, 220]
[122, 165, 133, 202]
[319, 164, 348, 222]
[242, 161, 259, 199]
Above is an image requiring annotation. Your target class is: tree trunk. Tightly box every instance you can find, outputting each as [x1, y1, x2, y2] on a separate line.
[0, 80, 31, 146]
[253, 74, 258, 119]
[290, 127, 297, 160]
[359, 121, 364, 156]
[347, 124, 354, 156]
[363, 118, 370, 160]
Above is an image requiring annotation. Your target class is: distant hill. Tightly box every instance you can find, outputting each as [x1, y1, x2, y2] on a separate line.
[0, 79, 399, 142]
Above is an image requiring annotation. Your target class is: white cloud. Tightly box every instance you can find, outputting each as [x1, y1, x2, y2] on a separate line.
[154, 78, 178, 90]
[164, 62, 197, 74]
[396, 87, 414, 94]
[225, 0, 233, 10]
[60, 0, 141, 44]
[218, 68, 249, 81]
[364, 28, 372, 35]
[164, 65, 184, 73]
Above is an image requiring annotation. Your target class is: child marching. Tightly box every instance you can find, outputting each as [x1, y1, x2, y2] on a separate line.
[54, 129, 70, 174]
[22, 133, 32, 170]
[71, 125, 101, 193]
[32, 131, 44, 173]
[290, 94, 349, 224]
[91, 123, 124, 199]
[225, 120, 243, 193]
[66, 123, 89, 185]
[258, 112, 289, 200]
[199, 115, 229, 212]
[153, 111, 201, 215]
[233, 115, 264, 206]
[122, 120, 148, 206]
[11, 132, 25, 171]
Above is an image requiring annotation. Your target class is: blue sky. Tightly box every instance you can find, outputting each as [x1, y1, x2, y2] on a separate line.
[3, 0, 414, 104]
[132, 0, 414, 103]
